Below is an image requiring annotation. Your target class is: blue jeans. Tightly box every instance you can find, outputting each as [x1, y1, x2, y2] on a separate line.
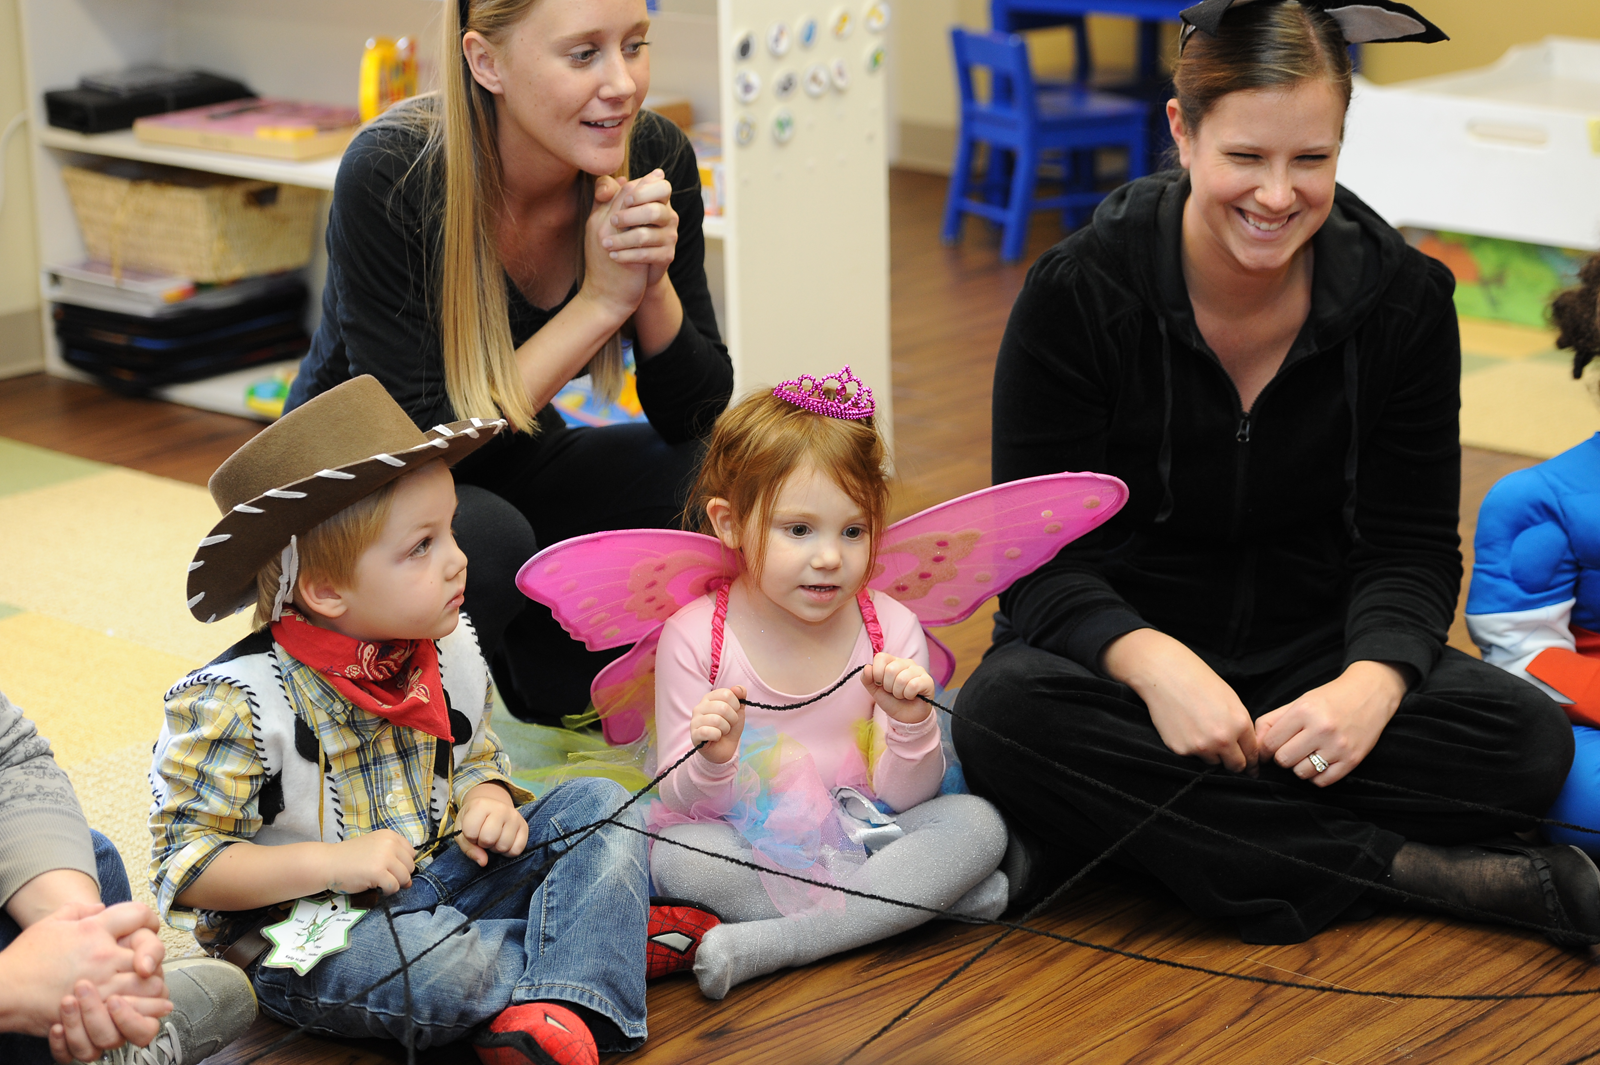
[250, 778, 649, 1052]
[0, 830, 131, 1065]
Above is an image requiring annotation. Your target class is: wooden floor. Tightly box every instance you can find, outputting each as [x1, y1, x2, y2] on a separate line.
[5, 171, 1596, 1065]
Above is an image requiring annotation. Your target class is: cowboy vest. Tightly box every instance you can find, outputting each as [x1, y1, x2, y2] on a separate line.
[149, 615, 490, 847]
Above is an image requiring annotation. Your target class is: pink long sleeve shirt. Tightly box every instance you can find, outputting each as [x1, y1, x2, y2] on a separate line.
[654, 590, 945, 819]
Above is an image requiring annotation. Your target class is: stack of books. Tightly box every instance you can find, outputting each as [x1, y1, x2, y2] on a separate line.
[44, 260, 309, 393]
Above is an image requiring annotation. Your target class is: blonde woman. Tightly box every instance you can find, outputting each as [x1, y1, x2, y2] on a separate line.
[286, 0, 731, 723]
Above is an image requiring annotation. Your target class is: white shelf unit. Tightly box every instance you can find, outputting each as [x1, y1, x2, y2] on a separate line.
[17, 0, 891, 431]
[34, 127, 345, 191]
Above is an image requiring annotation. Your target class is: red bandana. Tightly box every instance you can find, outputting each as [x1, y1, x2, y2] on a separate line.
[270, 609, 452, 741]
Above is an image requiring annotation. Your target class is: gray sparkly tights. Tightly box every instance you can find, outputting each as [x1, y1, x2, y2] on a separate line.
[651, 793, 1010, 999]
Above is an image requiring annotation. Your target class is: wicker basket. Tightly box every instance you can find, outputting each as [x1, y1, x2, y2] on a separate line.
[61, 159, 323, 283]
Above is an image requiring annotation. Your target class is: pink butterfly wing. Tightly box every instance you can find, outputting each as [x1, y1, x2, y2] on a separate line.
[872, 472, 1128, 627]
[924, 627, 956, 688]
[515, 529, 734, 650]
[589, 630, 661, 745]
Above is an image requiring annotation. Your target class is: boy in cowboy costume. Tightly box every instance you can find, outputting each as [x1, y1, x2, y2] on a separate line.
[149, 377, 704, 1065]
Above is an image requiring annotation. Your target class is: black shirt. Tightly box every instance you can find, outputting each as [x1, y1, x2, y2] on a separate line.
[992, 170, 1462, 684]
[286, 105, 732, 449]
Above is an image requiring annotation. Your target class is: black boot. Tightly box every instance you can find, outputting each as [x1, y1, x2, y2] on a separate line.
[1380, 841, 1600, 951]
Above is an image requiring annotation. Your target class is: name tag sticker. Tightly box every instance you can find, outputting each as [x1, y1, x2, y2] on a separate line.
[261, 893, 369, 975]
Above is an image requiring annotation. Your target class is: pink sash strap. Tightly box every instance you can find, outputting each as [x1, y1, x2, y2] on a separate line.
[709, 585, 884, 685]
[709, 583, 732, 684]
[857, 589, 885, 655]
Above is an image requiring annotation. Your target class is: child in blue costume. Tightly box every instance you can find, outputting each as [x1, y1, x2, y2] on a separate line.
[1467, 254, 1600, 855]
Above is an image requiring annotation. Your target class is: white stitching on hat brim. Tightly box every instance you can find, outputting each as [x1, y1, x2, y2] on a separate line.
[185, 417, 507, 621]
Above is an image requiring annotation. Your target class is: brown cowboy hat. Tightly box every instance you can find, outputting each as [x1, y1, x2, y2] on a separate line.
[187, 375, 505, 623]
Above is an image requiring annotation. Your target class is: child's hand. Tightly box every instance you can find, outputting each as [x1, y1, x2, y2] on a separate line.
[862, 653, 935, 724]
[324, 830, 415, 896]
[691, 686, 746, 764]
[456, 783, 528, 867]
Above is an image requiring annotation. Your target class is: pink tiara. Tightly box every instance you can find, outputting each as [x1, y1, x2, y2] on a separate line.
[772, 366, 876, 420]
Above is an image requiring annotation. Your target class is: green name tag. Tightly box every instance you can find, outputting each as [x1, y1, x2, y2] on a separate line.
[261, 893, 369, 976]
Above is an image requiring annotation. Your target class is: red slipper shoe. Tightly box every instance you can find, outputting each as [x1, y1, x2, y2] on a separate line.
[647, 896, 722, 980]
[473, 1002, 597, 1065]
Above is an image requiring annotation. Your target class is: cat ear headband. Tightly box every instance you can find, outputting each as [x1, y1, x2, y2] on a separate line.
[1178, 0, 1447, 51]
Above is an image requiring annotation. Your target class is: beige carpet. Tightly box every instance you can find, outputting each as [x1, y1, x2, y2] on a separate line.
[0, 438, 254, 956]
[1459, 318, 1597, 458]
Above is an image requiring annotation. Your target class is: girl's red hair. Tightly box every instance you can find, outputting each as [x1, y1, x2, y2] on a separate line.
[688, 388, 890, 587]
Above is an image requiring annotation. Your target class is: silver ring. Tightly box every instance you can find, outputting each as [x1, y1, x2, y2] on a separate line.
[1308, 752, 1329, 774]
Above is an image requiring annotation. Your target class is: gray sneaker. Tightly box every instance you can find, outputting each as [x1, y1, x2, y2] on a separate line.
[103, 957, 257, 1064]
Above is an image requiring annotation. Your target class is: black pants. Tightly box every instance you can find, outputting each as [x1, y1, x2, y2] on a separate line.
[452, 420, 705, 723]
[951, 637, 1574, 944]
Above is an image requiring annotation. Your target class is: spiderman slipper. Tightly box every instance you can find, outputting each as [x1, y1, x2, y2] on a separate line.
[474, 1002, 596, 1065]
[647, 896, 722, 980]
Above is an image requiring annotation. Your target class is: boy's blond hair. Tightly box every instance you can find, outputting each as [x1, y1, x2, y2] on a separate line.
[251, 480, 399, 629]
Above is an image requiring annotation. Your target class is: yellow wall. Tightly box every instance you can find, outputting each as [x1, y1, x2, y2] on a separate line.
[1362, 0, 1600, 84]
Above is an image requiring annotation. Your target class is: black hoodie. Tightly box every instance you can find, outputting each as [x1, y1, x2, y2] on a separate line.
[991, 170, 1462, 684]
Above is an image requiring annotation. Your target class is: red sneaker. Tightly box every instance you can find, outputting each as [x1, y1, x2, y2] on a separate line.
[473, 1002, 597, 1065]
[646, 896, 722, 980]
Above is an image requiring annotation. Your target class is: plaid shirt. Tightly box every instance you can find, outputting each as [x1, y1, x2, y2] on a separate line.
[150, 649, 528, 936]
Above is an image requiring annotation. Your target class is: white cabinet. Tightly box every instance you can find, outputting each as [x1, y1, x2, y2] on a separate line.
[17, 0, 892, 432]
[1340, 37, 1600, 252]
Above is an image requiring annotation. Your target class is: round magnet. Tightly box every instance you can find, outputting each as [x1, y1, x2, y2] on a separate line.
[734, 30, 756, 61]
[798, 17, 819, 48]
[866, 44, 887, 73]
[831, 7, 854, 39]
[733, 69, 762, 104]
[804, 63, 831, 98]
[772, 108, 796, 145]
[831, 57, 851, 91]
[767, 21, 791, 56]
[865, 2, 890, 33]
[774, 70, 799, 99]
[734, 114, 757, 147]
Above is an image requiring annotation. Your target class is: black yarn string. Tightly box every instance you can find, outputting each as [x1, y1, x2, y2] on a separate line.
[231, 740, 718, 1064]
[929, 684, 1600, 940]
[621, 817, 1600, 1001]
[230, 672, 1600, 1064]
[840, 765, 1220, 1064]
[758, 658, 1600, 831]
[380, 900, 416, 1065]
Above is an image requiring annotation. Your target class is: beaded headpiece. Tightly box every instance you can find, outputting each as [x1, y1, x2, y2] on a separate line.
[773, 366, 876, 421]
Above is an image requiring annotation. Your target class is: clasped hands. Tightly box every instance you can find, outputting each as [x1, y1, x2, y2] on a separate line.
[1102, 628, 1409, 786]
[691, 653, 936, 765]
[582, 168, 678, 316]
[0, 897, 169, 1063]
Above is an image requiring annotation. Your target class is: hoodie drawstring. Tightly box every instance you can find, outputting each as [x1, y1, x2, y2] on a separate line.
[1155, 318, 1175, 525]
[1342, 335, 1362, 543]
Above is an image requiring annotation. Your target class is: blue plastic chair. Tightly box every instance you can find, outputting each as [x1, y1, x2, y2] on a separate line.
[942, 28, 1148, 263]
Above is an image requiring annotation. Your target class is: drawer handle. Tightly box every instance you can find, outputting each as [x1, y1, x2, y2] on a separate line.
[1466, 120, 1549, 148]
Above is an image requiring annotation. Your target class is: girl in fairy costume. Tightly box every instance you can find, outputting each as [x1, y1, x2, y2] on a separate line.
[647, 368, 1009, 1000]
